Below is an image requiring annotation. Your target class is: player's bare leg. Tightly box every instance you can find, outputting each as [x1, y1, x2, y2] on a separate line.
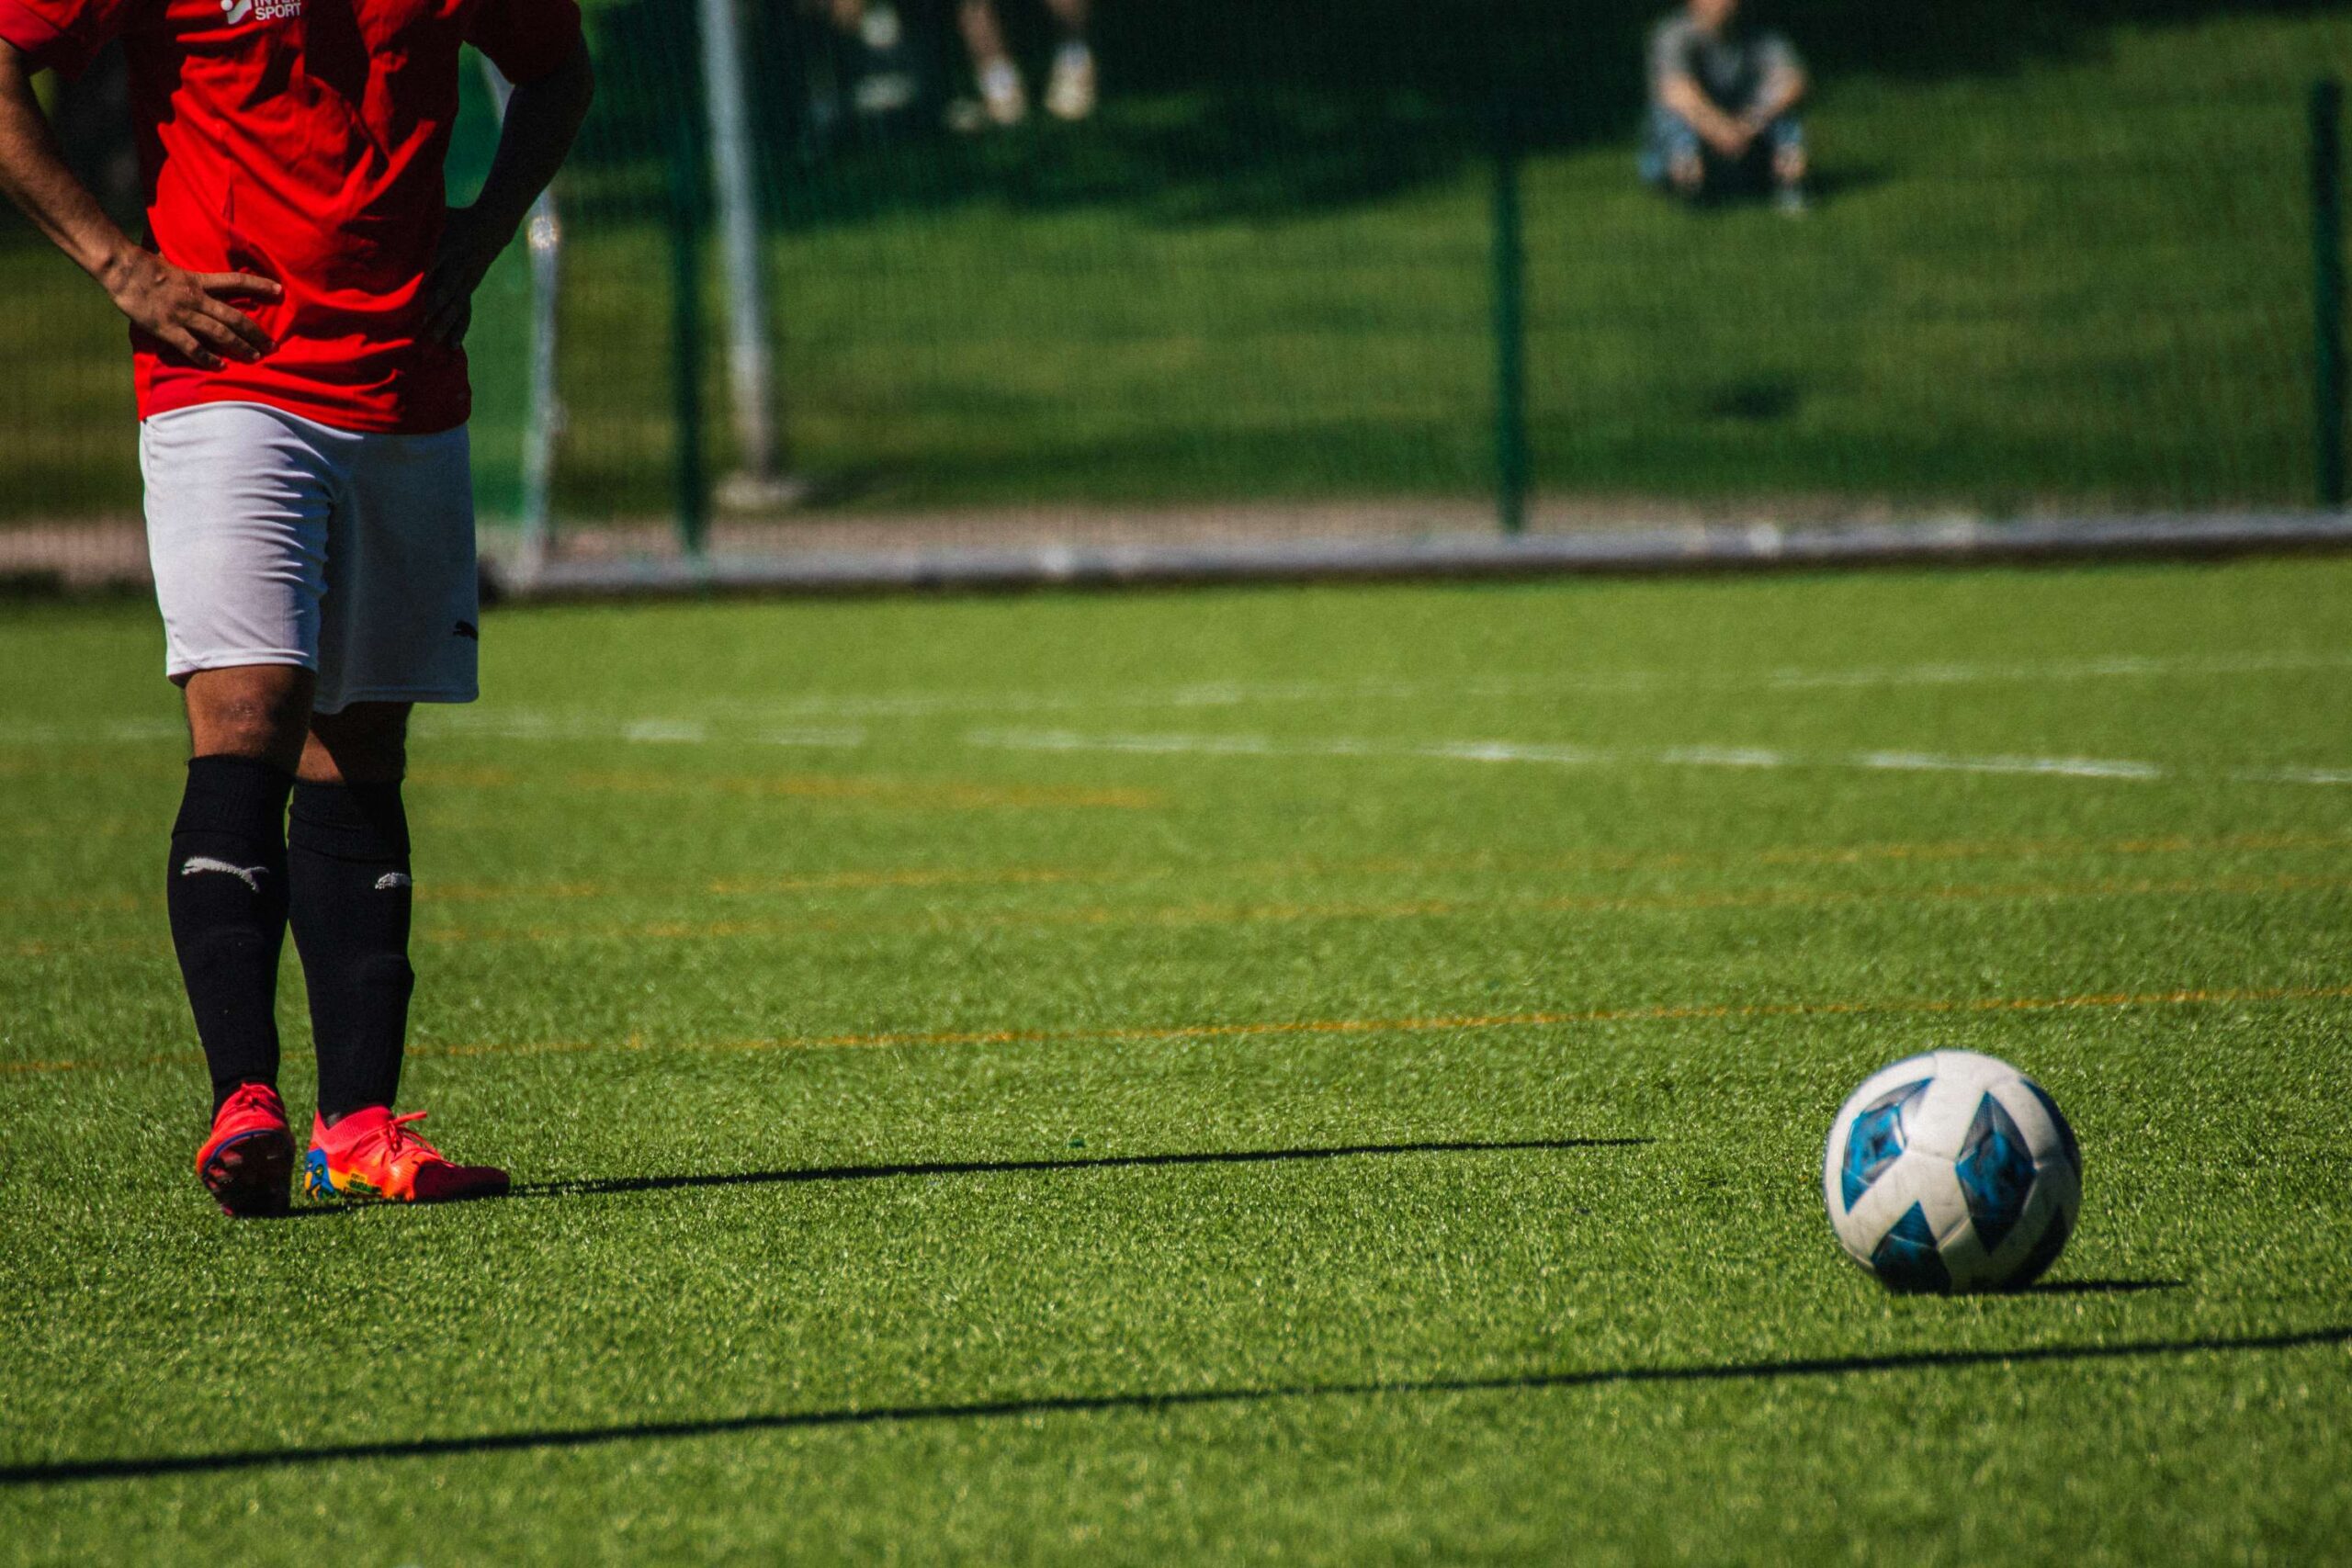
[1041, 0, 1094, 120]
[1772, 139, 1811, 215]
[958, 0, 1026, 125]
[1669, 145, 1707, 199]
[183, 664, 314, 769]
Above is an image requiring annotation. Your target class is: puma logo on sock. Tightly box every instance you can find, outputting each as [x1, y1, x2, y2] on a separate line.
[375, 873, 413, 892]
[181, 857, 266, 893]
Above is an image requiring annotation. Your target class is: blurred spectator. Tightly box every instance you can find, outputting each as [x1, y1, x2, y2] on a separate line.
[808, 0, 925, 121]
[811, 0, 1094, 133]
[1641, 0, 1809, 213]
[956, 0, 1094, 127]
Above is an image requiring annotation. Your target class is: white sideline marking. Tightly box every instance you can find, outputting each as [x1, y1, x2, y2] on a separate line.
[1750, 652, 2352, 691]
[965, 728, 2223, 786]
[1655, 745, 1792, 769]
[1856, 751, 2165, 782]
[0, 718, 183, 747]
[2234, 766, 2352, 787]
[424, 712, 868, 750]
[8, 652, 2350, 751]
[675, 650, 2352, 719]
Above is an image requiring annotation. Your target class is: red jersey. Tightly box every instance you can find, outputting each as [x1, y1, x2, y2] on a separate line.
[0, 0, 581, 432]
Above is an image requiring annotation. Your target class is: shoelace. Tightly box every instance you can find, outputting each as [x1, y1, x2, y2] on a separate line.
[220, 1083, 281, 1122]
[375, 1111, 446, 1165]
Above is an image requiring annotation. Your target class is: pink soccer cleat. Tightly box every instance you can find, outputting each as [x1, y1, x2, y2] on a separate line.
[196, 1083, 295, 1218]
[303, 1106, 510, 1204]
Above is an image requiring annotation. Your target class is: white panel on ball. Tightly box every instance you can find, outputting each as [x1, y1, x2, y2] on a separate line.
[1822, 1050, 2082, 1293]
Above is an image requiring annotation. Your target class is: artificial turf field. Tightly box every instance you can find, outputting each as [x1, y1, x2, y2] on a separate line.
[3, 558, 2350, 1563]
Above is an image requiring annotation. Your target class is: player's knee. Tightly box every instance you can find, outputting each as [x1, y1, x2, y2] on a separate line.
[186, 669, 312, 762]
[303, 705, 411, 784]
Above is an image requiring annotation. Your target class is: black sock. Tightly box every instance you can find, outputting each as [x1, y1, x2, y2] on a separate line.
[168, 756, 295, 1112]
[288, 780, 415, 1122]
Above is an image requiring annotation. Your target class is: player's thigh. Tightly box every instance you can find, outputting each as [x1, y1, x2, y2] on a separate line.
[141, 402, 338, 686]
[317, 424, 480, 717]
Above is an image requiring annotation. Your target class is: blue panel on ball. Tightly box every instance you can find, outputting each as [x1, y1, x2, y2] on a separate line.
[1869, 1201, 1952, 1293]
[1955, 1093, 2037, 1251]
[2002, 1197, 2075, 1292]
[2024, 1079, 2083, 1182]
[1839, 1077, 1931, 1212]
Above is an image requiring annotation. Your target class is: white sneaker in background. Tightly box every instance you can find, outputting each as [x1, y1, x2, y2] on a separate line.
[854, 71, 917, 115]
[858, 3, 901, 51]
[1045, 41, 1096, 120]
[978, 58, 1028, 126]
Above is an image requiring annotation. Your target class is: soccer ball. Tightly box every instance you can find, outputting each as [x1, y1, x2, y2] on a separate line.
[1823, 1050, 2082, 1293]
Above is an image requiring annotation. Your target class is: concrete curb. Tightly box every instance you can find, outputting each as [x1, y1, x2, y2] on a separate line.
[494, 512, 2352, 601]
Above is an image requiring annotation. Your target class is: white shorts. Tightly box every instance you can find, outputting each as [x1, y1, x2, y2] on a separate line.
[141, 400, 480, 716]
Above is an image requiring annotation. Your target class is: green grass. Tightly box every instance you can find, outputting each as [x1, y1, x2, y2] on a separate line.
[4, 10, 2345, 519]
[4, 558, 2350, 1562]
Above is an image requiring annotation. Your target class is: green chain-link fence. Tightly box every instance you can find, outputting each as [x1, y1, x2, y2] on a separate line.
[2, 1, 2345, 579]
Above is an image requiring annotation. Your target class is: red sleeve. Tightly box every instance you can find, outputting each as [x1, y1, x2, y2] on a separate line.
[464, 0, 582, 86]
[0, 0, 136, 77]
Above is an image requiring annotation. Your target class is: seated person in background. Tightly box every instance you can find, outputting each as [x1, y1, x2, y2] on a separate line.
[1642, 0, 1809, 211]
[814, 0, 924, 119]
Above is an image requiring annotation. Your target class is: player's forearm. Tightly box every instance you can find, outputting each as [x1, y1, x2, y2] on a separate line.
[1748, 67, 1806, 129]
[1660, 73, 1742, 146]
[0, 43, 144, 288]
[467, 39, 594, 245]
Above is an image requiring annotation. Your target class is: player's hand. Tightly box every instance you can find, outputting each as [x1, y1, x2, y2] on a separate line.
[101, 250, 279, 370]
[420, 205, 505, 349]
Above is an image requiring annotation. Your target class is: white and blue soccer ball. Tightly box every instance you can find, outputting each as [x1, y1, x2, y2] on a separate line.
[1823, 1050, 2082, 1293]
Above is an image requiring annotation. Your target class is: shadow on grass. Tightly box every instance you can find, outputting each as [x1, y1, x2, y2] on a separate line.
[6, 1325, 2341, 1486]
[2028, 1279, 2187, 1296]
[504, 1136, 1647, 1201]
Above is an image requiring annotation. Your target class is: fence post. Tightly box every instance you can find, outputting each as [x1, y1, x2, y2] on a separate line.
[667, 98, 709, 556]
[1492, 102, 1531, 536]
[697, 0, 786, 493]
[2315, 78, 2346, 510]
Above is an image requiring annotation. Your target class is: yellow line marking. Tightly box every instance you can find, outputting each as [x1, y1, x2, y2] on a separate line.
[561, 770, 1162, 811]
[405, 764, 521, 789]
[415, 828, 2352, 908]
[8, 982, 2349, 1077]
[13, 827, 2347, 918]
[11, 867, 2350, 959]
[403, 869, 2352, 951]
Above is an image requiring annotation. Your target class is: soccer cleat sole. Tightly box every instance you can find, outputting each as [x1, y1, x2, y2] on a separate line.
[199, 1128, 295, 1219]
[410, 1164, 510, 1203]
[305, 1148, 509, 1204]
